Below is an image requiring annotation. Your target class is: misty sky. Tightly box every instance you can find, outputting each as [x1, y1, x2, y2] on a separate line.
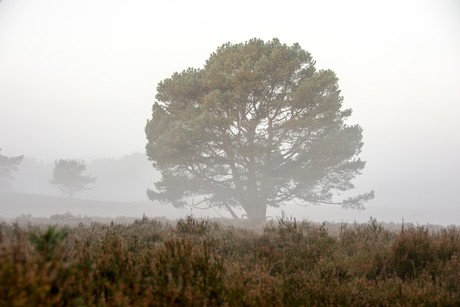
[1, 0, 459, 222]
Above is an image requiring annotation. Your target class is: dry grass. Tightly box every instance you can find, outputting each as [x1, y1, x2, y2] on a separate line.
[0, 215, 458, 306]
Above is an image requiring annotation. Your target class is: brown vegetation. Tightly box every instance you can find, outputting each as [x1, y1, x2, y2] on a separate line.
[0, 215, 458, 306]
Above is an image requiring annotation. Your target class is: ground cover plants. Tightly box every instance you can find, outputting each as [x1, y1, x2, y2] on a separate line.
[0, 215, 459, 306]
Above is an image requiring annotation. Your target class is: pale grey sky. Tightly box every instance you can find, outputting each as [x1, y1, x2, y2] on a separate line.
[1, 0, 459, 222]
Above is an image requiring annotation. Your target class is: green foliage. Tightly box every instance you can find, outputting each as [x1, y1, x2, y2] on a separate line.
[176, 216, 213, 236]
[49, 159, 97, 197]
[0, 148, 23, 192]
[145, 38, 374, 219]
[0, 217, 459, 306]
[29, 225, 68, 261]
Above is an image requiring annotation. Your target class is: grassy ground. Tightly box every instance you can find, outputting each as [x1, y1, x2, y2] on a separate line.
[0, 215, 459, 306]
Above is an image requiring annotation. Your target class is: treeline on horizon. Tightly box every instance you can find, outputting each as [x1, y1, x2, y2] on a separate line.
[5, 152, 160, 201]
[0, 217, 458, 306]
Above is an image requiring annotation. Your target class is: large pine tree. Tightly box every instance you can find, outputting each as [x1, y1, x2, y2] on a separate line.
[145, 38, 373, 219]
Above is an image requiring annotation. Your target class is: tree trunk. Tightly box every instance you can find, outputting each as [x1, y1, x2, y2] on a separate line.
[243, 199, 267, 220]
[225, 204, 240, 220]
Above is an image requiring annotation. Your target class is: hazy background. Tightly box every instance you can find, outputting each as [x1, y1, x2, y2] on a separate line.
[1, 0, 459, 225]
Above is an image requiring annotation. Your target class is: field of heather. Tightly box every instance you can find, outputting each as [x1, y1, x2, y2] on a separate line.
[0, 215, 459, 306]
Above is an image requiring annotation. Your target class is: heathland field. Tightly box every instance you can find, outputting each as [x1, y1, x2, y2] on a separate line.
[0, 215, 459, 306]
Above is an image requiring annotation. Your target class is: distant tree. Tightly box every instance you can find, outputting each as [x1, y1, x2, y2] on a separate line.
[145, 38, 374, 219]
[0, 148, 24, 192]
[49, 159, 97, 197]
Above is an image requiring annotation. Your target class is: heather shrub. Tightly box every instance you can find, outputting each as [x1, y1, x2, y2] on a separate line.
[29, 225, 69, 261]
[149, 239, 225, 305]
[389, 226, 437, 280]
[175, 216, 213, 237]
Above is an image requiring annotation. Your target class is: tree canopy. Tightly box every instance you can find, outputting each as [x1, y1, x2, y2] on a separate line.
[145, 38, 374, 219]
[49, 159, 97, 197]
[0, 148, 23, 192]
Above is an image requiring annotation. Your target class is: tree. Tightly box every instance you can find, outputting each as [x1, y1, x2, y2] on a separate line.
[49, 159, 97, 197]
[145, 38, 374, 219]
[0, 148, 24, 192]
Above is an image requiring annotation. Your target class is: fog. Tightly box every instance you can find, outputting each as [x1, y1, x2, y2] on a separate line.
[8, 153, 160, 201]
[1, 0, 459, 225]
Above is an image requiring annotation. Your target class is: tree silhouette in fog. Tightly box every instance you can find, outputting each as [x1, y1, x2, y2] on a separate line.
[145, 38, 374, 219]
[0, 148, 23, 192]
[49, 159, 97, 197]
